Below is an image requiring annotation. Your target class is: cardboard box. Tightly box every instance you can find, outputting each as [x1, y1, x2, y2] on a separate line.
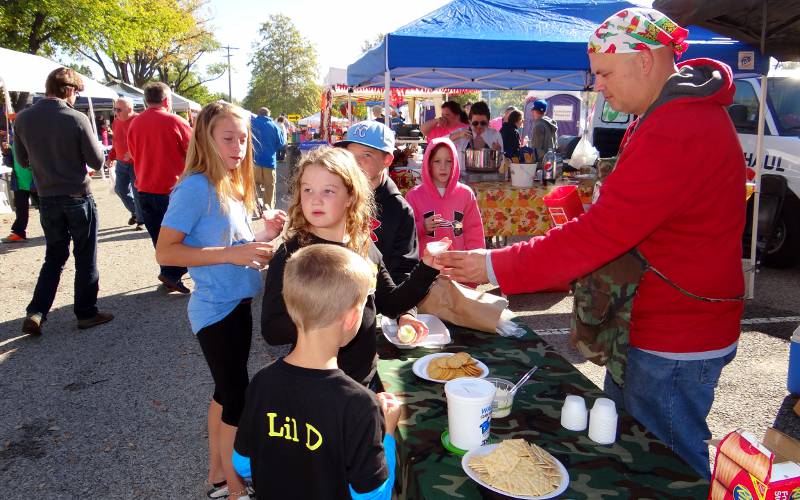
[709, 428, 800, 500]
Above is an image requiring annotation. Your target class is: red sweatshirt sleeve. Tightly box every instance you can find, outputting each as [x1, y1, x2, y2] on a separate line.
[490, 123, 706, 295]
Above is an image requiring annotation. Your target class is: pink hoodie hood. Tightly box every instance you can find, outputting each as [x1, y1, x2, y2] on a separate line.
[420, 137, 461, 199]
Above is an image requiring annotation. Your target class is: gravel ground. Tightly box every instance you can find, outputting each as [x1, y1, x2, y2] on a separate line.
[1, 168, 798, 498]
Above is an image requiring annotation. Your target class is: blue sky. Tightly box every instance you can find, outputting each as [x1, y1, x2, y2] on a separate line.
[199, 0, 451, 100]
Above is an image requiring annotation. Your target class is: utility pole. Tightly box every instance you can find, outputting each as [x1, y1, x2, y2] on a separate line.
[220, 45, 239, 102]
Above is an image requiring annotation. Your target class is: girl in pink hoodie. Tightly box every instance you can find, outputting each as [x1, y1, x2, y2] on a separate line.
[405, 137, 485, 253]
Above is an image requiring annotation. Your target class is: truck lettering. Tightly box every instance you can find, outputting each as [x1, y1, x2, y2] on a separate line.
[742, 152, 784, 172]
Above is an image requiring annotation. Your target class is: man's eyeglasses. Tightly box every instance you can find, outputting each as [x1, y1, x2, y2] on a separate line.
[113, 108, 122, 112]
[471, 120, 488, 127]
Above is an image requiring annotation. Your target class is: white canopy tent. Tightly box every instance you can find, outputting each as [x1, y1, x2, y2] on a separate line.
[297, 112, 348, 127]
[0, 47, 118, 100]
[106, 81, 200, 113]
[0, 47, 119, 182]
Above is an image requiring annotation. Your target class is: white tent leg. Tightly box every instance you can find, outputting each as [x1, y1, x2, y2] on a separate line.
[746, 1, 769, 299]
[384, 34, 391, 129]
[747, 74, 768, 299]
[87, 96, 105, 180]
[384, 70, 391, 128]
[347, 93, 352, 123]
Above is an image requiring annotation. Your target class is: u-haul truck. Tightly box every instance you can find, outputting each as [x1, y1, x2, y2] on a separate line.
[589, 76, 800, 268]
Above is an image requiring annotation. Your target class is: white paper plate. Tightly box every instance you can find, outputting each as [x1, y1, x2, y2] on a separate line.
[411, 352, 489, 383]
[461, 443, 570, 499]
[381, 314, 452, 350]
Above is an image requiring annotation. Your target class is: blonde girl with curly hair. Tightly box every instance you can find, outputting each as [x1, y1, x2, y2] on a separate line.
[261, 146, 449, 388]
[156, 101, 286, 500]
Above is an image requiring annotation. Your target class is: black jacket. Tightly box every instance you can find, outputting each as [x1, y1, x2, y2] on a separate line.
[500, 121, 521, 160]
[373, 176, 419, 283]
[261, 233, 439, 385]
[13, 98, 104, 196]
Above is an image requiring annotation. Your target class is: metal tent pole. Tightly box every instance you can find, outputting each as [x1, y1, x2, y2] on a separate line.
[87, 96, 105, 179]
[747, 0, 769, 299]
[384, 36, 391, 128]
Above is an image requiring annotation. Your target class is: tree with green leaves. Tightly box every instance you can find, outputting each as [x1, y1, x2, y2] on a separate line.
[243, 14, 320, 116]
[449, 91, 482, 109]
[0, 0, 106, 56]
[76, 0, 223, 92]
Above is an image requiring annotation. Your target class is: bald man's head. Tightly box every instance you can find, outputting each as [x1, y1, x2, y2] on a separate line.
[590, 46, 678, 116]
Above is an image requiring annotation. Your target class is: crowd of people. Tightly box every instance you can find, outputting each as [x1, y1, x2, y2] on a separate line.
[2, 7, 747, 499]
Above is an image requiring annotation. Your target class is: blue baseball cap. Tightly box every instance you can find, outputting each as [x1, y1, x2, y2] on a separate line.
[533, 99, 548, 113]
[335, 120, 395, 154]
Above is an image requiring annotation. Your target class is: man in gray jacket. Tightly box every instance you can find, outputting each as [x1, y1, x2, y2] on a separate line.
[529, 99, 558, 162]
[13, 67, 114, 335]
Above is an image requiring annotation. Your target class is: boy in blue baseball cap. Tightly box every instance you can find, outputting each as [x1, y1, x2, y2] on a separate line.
[335, 121, 419, 283]
[528, 99, 558, 161]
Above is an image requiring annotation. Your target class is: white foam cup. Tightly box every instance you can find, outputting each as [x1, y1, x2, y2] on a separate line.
[560, 395, 588, 431]
[588, 397, 618, 444]
[426, 241, 449, 256]
[445, 377, 496, 450]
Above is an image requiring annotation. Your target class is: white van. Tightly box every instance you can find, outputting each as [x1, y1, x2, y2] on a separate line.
[588, 76, 800, 268]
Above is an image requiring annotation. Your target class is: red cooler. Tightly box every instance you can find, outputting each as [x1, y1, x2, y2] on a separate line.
[543, 185, 584, 227]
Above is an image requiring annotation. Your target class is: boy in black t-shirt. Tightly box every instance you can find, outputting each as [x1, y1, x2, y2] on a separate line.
[233, 245, 401, 500]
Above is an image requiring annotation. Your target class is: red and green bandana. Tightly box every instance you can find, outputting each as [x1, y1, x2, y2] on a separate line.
[588, 8, 689, 59]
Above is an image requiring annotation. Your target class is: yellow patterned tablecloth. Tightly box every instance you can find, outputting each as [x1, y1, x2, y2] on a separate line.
[390, 169, 557, 238]
[469, 181, 555, 237]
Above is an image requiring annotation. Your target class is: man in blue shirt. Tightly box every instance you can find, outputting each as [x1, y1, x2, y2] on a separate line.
[250, 107, 286, 210]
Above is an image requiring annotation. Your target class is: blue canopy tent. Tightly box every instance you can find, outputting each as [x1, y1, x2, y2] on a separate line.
[347, 0, 767, 93]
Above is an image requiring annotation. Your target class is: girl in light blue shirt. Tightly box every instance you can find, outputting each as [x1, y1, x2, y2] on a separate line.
[157, 102, 284, 500]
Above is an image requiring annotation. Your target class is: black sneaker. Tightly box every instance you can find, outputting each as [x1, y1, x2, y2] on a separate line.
[158, 275, 190, 294]
[127, 215, 137, 226]
[134, 223, 144, 231]
[77, 312, 115, 330]
[22, 313, 43, 335]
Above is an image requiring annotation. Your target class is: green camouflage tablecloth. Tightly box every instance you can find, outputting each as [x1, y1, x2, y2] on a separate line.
[376, 322, 709, 499]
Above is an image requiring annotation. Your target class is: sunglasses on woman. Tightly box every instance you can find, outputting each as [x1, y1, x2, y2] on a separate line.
[471, 120, 488, 127]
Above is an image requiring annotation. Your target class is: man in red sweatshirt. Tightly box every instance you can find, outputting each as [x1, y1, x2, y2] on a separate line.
[106, 96, 142, 230]
[438, 8, 745, 479]
[127, 82, 192, 293]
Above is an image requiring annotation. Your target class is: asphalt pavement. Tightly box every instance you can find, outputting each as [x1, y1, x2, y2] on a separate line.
[0, 167, 798, 498]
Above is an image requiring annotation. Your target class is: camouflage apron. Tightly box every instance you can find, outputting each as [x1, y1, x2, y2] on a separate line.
[570, 249, 647, 387]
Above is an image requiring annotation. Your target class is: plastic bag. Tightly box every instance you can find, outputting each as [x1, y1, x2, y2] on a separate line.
[568, 137, 599, 169]
[496, 309, 526, 338]
[107, 163, 116, 194]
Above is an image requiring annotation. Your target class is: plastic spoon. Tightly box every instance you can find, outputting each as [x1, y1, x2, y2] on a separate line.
[509, 366, 539, 396]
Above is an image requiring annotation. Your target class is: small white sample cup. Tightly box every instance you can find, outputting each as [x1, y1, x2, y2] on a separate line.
[588, 397, 618, 445]
[560, 395, 588, 431]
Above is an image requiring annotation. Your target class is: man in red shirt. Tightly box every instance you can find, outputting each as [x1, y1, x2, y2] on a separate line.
[438, 8, 744, 479]
[127, 82, 192, 293]
[106, 97, 142, 230]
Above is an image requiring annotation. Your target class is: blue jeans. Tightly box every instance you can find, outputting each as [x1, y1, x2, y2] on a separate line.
[27, 195, 99, 320]
[137, 191, 187, 282]
[114, 161, 142, 221]
[604, 347, 736, 480]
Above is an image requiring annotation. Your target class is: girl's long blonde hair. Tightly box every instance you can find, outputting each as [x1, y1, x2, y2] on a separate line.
[285, 146, 375, 257]
[179, 101, 256, 212]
